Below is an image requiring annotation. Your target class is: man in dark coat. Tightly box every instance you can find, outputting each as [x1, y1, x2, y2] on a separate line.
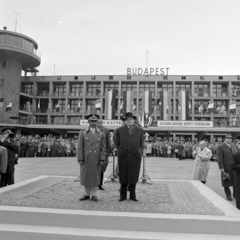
[231, 138, 240, 209]
[97, 119, 111, 190]
[114, 112, 144, 202]
[0, 130, 19, 186]
[217, 134, 236, 201]
[77, 114, 106, 202]
[177, 141, 184, 160]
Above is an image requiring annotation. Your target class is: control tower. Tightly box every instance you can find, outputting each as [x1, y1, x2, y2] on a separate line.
[0, 28, 41, 123]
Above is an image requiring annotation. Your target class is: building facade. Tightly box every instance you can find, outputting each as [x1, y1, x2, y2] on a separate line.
[1, 29, 240, 141]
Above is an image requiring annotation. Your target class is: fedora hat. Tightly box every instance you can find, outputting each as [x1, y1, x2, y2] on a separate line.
[224, 134, 233, 139]
[86, 114, 100, 121]
[121, 112, 136, 121]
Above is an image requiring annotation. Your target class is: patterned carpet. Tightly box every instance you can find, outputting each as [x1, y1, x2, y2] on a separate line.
[0, 177, 224, 215]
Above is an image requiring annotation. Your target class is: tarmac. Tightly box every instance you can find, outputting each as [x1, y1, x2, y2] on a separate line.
[13, 156, 236, 207]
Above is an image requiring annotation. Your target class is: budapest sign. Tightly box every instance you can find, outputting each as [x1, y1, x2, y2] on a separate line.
[127, 68, 169, 76]
[157, 121, 213, 128]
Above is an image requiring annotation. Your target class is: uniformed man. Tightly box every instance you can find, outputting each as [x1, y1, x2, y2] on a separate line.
[77, 114, 106, 202]
[114, 112, 144, 201]
[97, 119, 111, 190]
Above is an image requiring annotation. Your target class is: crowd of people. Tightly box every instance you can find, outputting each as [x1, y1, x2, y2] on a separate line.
[13, 135, 78, 158]
[143, 140, 221, 161]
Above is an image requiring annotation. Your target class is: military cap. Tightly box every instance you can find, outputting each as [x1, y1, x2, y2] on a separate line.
[86, 113, 100, 121]
[224, 134, 233, 139]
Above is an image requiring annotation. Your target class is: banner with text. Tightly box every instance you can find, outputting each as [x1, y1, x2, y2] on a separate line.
[157, 121, 213, 128]
[80, 119, 122, 127]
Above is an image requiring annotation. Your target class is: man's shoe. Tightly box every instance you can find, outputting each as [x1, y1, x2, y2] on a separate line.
[227, 196, 233, 201]
[98, 186, 104, 190]
[130, 198, 138, 202]
[118, 198, 126, 202]
[79, 196, 90, 201]
[92, 196, 98, 202]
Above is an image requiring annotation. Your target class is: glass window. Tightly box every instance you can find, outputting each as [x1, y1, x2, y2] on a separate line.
[214, 100, 228, 115]
[69, 99, 83, 113]
[86, 99, 98, 113]
[52, 99, 65, 113]
[175, 84, 191, 96]
[157, 83, 173, 96]
[139, 83, 155, 97]
[194, 100, 209, 114]
[231, 83, 240, 97]
[21, 83, 33, 95]
[5, 34, 21, 46]
[70, 83, 83, 96]
[212, 84, 228, 97]
[121, 83, 137, 96]
[37, 83, 49, 96]
[104, 83, 119, 95]
[194, 83, 209, 97]
[87, 83, 101, 96]
[53, 83, 66, 96]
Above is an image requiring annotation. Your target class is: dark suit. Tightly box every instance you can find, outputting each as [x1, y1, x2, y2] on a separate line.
[231, 152, 240, 209]
[99, 126, 111, 187]
[114, 125, 144, 200]
[217, 142, 236, 198]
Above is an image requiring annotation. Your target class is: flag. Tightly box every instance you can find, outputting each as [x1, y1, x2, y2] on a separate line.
[56, 99, 60, 113]
[38, 99, 40, 109]
[6, 102, 12, 111]
[0, 98, 3, 107]
[220, 105, 226, 115]
[159, 91, 171, 120]
[229, 99, 236, 114]
[142, 91, 152, 115]
[76, 100, 81, 112]
[207, 100, 214, 114]
[26, 101, 31, 114]
[48, 100, 50, 109]
[179, 90, 190, 120]
[132, 101, 137, 110]
[95, 99, 101, 109]
[105, 89, 117, 119]
[153, 105, 157, 115]
[119, 99, 124, 110]
[67, 102, 70, 110]
[122, 91, 134, 115]
[198, 102, 203, 114]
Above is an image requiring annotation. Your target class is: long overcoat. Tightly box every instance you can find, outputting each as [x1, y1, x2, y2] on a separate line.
[100, 126, 111, 173]
[77, 127, 106, 187]
[113, 125, 144, 184]
[177, 144, 184, 155]
[217, 142, 235, 187]
[193, 147, 212, 181]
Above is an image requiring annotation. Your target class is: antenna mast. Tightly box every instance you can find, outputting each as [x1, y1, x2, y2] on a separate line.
[13, 12, 21, 32]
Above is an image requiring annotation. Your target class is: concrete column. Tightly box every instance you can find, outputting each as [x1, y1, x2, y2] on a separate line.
[118, 80, 122, 118]
[100, 81, 104, 117]
[33, 82, 37, 96]
[166, 131, 171, 140]
[66, 81, 69, 97]
[136, 81, 140, 115]
[83, 81, 87, 115]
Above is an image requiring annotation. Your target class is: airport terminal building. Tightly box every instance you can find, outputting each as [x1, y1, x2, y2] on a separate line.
[1, 29, 240, 142]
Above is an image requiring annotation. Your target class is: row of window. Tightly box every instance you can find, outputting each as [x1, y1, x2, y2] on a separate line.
[20, 98, 237, 116]
[0, 34, 35, 52]
[21, 82, 239, 97]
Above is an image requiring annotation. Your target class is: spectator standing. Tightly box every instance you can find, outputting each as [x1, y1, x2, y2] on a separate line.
[217, 134, 237, 201]
[231, 138, 240, 209]
[193, 141, 212, 184]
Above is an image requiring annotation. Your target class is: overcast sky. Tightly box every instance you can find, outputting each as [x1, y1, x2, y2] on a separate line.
[1, 0, 240, 76]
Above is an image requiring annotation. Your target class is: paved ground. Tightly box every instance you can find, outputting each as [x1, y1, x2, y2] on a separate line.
[13, 156, 237, 207]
